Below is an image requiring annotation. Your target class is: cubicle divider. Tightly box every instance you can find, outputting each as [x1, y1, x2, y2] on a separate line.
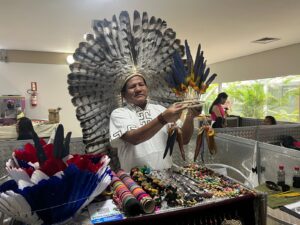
[198, 117, 295, 128]
[171, 126, 300, 188]
[258, 141, 300, 185]
[215, 124, 300, 143]
[213, 133, 300, 186]
[239, 117, 295, 127]
[173, 132, 300, 187]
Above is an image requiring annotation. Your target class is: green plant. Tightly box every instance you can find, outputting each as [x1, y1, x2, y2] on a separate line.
[206, 75, 300, 122]
[223, 82, 268, 118]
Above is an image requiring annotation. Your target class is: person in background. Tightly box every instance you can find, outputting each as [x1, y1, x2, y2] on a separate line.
[209, 92, 228, 128]
[263, 116, 277, 125]
[16, 117, 35, 140]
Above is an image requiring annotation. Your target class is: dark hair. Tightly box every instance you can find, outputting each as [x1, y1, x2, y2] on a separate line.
[265, 116, 277, 125]
[17, 117, 35, 140]
[209, 92, 228, 114]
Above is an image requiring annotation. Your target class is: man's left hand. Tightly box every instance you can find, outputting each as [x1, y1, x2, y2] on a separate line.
[187, 106, 202, 118]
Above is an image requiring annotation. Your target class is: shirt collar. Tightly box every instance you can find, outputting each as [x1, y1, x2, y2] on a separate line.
[127, 101, 149, 112]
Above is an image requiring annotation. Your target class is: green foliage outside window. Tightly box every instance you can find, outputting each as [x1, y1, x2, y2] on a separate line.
[220, 75, 300, 122]
[223, 82, 268, 118]
[200, 83, 219, 115]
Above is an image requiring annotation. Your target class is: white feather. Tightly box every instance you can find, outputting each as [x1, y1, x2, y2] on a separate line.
[30, 170, 49, 184]
[6, 167, 32, 184]
[18, 180, 34, 190]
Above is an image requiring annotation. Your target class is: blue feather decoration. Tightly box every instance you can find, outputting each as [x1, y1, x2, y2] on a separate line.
[193, 44, 201, 80]
[13, 164, 111, 224]
[169, 51, 187, 92]
[0, 180, 18, 193]
[16, 159, 34, 170]
[168, 40, 217, 95]
[184, 40, 193, 76]
[0, 125, 112, 224]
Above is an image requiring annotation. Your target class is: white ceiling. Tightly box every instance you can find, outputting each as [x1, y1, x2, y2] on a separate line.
[1, 0, 300, 64]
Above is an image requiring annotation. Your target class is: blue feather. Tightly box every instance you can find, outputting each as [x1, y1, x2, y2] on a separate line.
[184, 40, 193, 75]
[0, 180, 18, 193]
[171, 51, 188, 89]
[173, 51, 186, 77]
[205, 73, 217, 86]
[193, 44, 201, 80]
[171, 64, 184, 85]
[18, 164, 103, 224]
[165, 74, 176, 88]
[17, 159, 34, 169]
[202, 67, 210, 82]
[195, 51, 204, 81]
[197, 59, 206, 86]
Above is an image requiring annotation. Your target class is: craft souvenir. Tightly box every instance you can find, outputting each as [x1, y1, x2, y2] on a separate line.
[0, 125, 112, 224]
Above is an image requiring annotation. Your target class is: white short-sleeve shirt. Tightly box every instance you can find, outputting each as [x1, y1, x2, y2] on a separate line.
[109, 103, 172, 172]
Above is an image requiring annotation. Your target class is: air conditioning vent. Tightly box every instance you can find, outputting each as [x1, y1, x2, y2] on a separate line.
[252, 37, 280, 44]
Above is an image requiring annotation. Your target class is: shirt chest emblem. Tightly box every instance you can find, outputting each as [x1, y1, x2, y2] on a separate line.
[137, 110, 152, 126]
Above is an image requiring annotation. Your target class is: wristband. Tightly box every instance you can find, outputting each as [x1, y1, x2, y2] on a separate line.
[157, 113, 168, 125]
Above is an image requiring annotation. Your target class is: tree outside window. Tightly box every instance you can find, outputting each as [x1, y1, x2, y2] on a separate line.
[208, 75, 300, 122]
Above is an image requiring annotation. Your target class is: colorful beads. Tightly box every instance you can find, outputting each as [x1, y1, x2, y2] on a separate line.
[117, 170, 155, 214]
[111, 171, 141, 216]
[180, 164, 253, 198]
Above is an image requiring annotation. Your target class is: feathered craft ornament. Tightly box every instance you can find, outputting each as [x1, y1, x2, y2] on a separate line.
[163, 41, 217, 161]
[0, 125, 112, 225]
[68, 10, 184, 153]
[166, 40, 217, 107]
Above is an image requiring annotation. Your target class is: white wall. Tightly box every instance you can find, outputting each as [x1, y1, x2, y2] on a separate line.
[0, 62, 82, 137]
[1, 43, 300, 137]
[211, 43, 300, 83]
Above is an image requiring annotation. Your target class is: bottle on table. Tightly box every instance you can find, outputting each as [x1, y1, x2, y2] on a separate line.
[277, 164, 285, 186]
[292, 166, 300, 188]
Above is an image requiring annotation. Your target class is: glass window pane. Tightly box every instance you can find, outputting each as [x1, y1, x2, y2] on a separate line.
[220, 75, 300, 122]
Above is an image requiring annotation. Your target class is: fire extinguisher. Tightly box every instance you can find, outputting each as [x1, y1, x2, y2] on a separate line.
[27, 82, 38, 107]
[31, 91, 37, 106]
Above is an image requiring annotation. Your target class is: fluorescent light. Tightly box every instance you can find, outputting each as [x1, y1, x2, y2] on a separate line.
[66, 54, 75, 64]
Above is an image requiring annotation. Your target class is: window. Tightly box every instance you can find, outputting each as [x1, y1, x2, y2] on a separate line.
[219, 75, 300, 122]
[200, 83, 219, 115]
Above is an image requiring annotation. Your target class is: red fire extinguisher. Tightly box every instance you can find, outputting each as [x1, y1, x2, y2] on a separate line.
[31, 91, 37, 106]
[27, 82, 38, 107]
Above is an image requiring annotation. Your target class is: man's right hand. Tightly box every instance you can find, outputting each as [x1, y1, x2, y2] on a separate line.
[162, 104, 186, 123]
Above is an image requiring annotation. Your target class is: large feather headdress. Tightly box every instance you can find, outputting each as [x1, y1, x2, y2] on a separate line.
[68, 10, 184, 153]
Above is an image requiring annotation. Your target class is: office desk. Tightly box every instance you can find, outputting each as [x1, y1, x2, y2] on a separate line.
[0, 122, 58, 140]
